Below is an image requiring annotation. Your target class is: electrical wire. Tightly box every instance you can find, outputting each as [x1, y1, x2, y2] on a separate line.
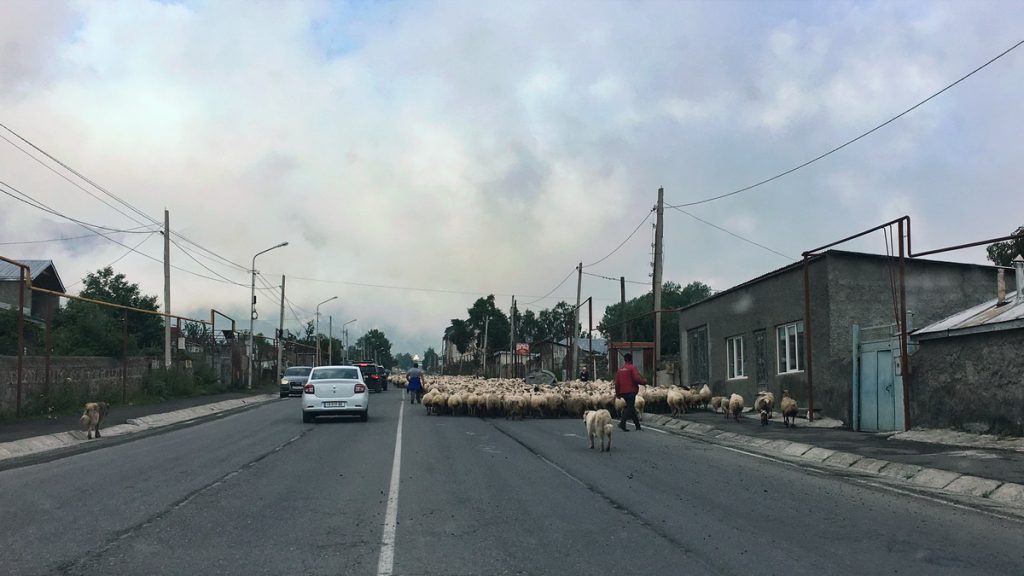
[520, 267, 578, 306]
[667, 205, 794, 260]
[667, 38, 1024, 209]
[582, 271, 648, 285]
[65, 232, 158, 289]
[0, 180, 154, 234]
[582, 208, 654, 268]
[0, 224, 154, 245]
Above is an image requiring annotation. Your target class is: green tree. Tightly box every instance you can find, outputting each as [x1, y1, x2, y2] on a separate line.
[536, 301, 577, 342]
[394, 352, 414, 370]
[517, 309, 539, 342]
[423, 347, 439, 371]
[466, 295, 510, 353]
[597, 281, 712, 354]
[52, 266, 163, 357]
[356, 329, 394, 368]
[986, 226, 1024, 266]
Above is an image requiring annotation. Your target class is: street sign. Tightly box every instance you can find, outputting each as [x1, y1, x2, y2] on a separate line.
[515, 343, 530, 355]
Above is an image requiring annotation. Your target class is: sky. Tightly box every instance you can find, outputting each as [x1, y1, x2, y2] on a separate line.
[1, 0, 1022, 355]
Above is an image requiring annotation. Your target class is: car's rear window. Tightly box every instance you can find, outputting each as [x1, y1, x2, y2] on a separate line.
[311, 368, 360, 380]
[357, 364, 377, 376]
[284, 367, 312, 377]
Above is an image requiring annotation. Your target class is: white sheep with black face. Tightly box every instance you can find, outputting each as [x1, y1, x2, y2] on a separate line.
[755, 391, 775, 426]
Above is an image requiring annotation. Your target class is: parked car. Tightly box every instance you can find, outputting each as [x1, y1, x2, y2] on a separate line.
[355, 361, 385, 392]
[377, 364, 389, 391]
[301, 365, 369, 423]
[280, 366, 313, 398]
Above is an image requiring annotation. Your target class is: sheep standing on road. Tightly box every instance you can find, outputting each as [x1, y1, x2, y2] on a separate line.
[781, 390, 799, 428]
[728, 393, 744, 421]
[584, 409, 614, 452]
[754, 392, 775, 426]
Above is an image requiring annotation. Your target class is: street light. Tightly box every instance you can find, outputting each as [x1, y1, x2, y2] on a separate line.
[315, 296, 338, 366]
[249, 241, 288, 390]
[342, 319, 357, 363]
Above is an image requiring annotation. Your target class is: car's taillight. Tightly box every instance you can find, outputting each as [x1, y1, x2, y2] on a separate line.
[304, 383, 314, 394]
[355, 383, 366, 393]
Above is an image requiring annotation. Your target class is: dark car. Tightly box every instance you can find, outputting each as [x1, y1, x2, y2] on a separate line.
[377, 365, 389, 391]
[280, 366, 313, 398]
[354, 362, 385, 392]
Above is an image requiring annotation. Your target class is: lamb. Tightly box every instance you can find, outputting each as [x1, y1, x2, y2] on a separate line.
[754, 391, 775, 426]
[80, 402, 109, 439]
[666, 388, 686, 417]
[728, 393, 744, 421]
[781, 389, 798, 428]
[698, 384, 712, 410]
[584, 409, 614, 452]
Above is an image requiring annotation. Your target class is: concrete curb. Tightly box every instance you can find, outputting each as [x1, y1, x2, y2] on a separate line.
[0, 394, 277, 464]
[643, 413, 1024, 511]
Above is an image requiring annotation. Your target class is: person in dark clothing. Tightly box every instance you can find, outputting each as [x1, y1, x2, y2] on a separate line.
[406, 363, 424, 404]
[579, 366, 590, 382]
[614, 353, 647, 431]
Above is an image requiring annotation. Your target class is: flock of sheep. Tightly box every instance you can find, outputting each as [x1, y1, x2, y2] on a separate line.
[392, 374, 800, 427]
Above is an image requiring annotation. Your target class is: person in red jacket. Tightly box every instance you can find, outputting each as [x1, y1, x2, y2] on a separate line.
[615, 352, 647, 431]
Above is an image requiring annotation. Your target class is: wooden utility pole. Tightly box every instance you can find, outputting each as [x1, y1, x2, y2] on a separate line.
[572, 262, 582, 380]
[620, 276, 627, 343]
[652, 187, 665, 379]
[481, 315, 490, 377]
[163, 209, 172, 368]
[510, 296, 516, 378]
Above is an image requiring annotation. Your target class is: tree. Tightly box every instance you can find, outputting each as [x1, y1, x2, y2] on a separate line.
[535, 301, 577, 342]
[987, 226, 1024, 267]
[466, 295, 510, 353]
[394, 352, 414, 370]
[597, 281, 713, 354]
[423, 347, 439, 371]
[52, 266, 163, 357]
[356, 329, 394, 368]
[517, 309, 539, 343]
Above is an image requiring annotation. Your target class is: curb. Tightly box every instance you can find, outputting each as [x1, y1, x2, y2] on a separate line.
[641, 413, 1024, 511]
[0, 394, 277, 464]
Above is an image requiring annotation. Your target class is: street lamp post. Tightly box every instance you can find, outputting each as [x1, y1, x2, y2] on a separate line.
[315, 296, 338, 366]
[342, 319, 357, 363]
[249, 241, 288, 390]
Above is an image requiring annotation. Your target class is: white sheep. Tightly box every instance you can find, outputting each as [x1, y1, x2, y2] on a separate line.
[728, 393, 744, 421]
[754, 391, 775, 426]
[781, 389, 798, 428]
[584, 409, 613, 452]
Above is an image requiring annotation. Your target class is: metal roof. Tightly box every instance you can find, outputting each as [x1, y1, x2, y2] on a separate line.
[0, 259, 56, 281]
[557, 337, 609, 355]
[913, 294, 1024, 340]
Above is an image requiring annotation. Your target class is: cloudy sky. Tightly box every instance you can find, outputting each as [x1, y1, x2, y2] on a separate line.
[1, 0, 1022, 354]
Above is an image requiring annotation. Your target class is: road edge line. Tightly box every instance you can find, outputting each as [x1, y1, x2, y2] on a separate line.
[376, 395, 405, 576]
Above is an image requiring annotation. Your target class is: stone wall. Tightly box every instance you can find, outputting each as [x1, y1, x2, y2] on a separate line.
[909, 330, 1024, 435]
[0, 356, 155, 416]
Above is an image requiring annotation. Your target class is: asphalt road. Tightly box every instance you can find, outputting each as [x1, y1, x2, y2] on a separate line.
[2, 392, 1022, 576]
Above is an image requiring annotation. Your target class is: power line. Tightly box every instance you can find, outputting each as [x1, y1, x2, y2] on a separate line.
[582, 208, 654, 268]
[171, 238, 249, 287]
[582, 271, 648, 285]
[0, 180, 154, 234]
[667, 205, 794, 260]
[520, 267, 577, 306]
[66, 232, 158, 289]
[0, 224, 153, 246]
[667, 38, 1024, 209]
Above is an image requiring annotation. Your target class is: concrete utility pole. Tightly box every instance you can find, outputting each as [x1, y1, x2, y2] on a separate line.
[652, 187, 665, 379]
[249, 241, 288, 390]
[277, 275, 285, 377]
[164, 209, 171, 369]
[315, 296, 337, 366]
[620, 276, 627, 343]
[572, 262, 582, 380]
[482, 315, 489, 377]
[510, 295, 516, 378]
[328, 316, 333, 365]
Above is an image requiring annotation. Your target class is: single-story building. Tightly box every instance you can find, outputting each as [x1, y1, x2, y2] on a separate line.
[0, 259, 65, 320]
[608, 341, 655, 375]
[909, 257, 1024, 435]
[677, 249, 1008, 431]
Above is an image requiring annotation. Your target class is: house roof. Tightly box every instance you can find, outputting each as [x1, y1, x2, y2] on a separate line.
[913, 293, 1024, 340]
[675, 249, 1003, 314]
[0, 259, 65, 292]
[557, 337, 609, 355]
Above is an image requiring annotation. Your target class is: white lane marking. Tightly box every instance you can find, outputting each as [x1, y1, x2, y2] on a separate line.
[376, 396, 405, 576]
[646, 427, 668, 434]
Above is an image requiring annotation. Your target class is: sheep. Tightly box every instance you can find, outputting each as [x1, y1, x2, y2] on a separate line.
[614, 396, 626, 417]
[80, 401, 109, 439]
[584, 409, 614, 452]
[781, 389, 798, 428]
[728, 393, 744, 421]
[634, 394, 646, 421]
[506, 395, 526, 420]
[666, 388, 686, 417]
[710, 396, 724, 414]
[529, 393, 548, 418]
[698, 384, 712, 410]
[754, 391, 775, 426]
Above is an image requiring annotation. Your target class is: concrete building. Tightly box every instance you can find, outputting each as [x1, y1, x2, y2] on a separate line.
[677, 250, 1007, 431]
[909, 257, 1024, 435]
[0, 259, 65, 320]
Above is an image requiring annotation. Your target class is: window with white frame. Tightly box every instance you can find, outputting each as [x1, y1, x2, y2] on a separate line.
[776, 321, 805, 374]
[726, 335, 745, 379]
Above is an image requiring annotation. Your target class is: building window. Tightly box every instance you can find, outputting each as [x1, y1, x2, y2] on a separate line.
[688, 325, 708, 385]
[727, 336, 745, 379]
[777, 321, 805, 374]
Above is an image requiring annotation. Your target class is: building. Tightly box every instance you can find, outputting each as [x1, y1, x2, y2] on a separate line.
[0, 259, 66, 320]
[677, 250, 1005, 431]
[909, 256, 1024, 435]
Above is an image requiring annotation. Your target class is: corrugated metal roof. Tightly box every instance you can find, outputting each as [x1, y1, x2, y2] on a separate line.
[0, 259, 55, 281]
[913, 294, 1024, 339]
[557, 337, 609, 355]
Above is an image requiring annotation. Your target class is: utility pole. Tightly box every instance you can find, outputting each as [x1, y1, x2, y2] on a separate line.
[620, 276, 627, 343]
[652, 187, 665, 381]
[572, 261, 582, 380]
[482, 314, 489, 377]
[163, 209, 171, 369]
[277, 275, 285, 377]
[328, 316, 333, 365]
[510, 295, 516, 378]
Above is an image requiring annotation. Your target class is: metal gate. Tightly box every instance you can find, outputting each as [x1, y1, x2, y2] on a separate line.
[852, 324, 904, 432]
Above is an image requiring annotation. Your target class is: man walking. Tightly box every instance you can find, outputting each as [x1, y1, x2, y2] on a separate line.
[406, 362, 425, 404]
[614, 353, 646, 431]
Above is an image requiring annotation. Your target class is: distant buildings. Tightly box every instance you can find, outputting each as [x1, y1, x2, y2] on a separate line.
[0, 259, 65, 320]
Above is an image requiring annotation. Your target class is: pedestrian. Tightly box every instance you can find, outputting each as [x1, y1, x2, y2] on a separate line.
[579, 366, 590, 382]
[614, 352, 646, 432]
[406, 362, 424, 404]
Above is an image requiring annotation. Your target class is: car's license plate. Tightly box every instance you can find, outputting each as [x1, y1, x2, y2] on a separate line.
[323, 401, 345, 408]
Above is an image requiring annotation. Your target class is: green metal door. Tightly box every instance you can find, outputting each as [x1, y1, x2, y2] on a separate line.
[853, 324, 904, 432]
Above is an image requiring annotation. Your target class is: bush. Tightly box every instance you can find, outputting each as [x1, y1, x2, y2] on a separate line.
[142, 369, 197, 399]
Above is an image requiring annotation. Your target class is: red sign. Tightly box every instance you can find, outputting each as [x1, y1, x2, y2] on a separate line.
[515, 343, 530, 355]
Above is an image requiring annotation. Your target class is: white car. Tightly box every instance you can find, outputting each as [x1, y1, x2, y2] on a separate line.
[301, 365, 369, 423]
